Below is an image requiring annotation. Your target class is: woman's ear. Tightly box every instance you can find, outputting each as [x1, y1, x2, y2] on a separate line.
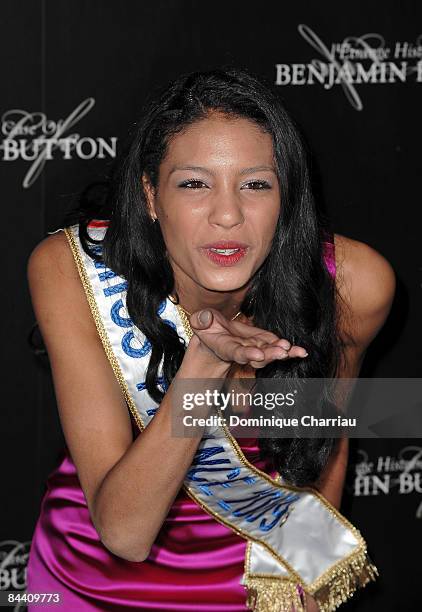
[142, 173, 157, 222]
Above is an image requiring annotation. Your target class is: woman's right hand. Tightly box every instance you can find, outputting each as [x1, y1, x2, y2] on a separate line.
[184, 308, 308, 373]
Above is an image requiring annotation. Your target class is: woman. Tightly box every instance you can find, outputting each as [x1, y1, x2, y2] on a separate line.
[26, 69, 395, 611]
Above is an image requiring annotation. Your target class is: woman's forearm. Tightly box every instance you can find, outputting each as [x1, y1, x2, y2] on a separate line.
[92, 354, 230, 562]
[313, 436, 349, 509]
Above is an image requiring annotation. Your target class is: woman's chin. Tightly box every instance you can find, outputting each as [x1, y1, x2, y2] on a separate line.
[195, 274, 252, 294]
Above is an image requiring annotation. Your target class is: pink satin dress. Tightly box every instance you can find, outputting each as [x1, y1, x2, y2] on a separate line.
[27, 238, 336, 611]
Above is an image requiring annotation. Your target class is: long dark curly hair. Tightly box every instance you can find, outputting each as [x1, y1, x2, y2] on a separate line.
[67, 68, 348, 487]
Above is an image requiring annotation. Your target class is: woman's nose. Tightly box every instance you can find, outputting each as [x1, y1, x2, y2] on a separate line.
[207, 191, 244, 229]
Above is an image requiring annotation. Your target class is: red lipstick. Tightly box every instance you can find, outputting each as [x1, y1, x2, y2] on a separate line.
[200, 241, 249, 267]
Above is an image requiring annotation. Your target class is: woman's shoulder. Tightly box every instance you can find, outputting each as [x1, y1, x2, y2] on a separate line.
[27, 228, 99, 341]
[28, 229, 76, 281]
[28, 219, 107, 266]
[332, 233, 396, 349]
[28, 229, 84, 293]
[332, 233, 395, 288]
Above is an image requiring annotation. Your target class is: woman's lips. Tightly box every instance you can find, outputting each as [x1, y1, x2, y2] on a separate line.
[201, 247, 248, 267]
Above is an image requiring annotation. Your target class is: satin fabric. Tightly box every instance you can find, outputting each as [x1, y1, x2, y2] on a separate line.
[27, 435, 276, 611]
[27, 237, 336, 612]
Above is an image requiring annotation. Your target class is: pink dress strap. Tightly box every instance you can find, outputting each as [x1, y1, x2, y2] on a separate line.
[322, 232, 336, 279]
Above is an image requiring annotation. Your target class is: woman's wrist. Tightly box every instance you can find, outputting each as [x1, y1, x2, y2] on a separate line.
[178, 335, 232, 379]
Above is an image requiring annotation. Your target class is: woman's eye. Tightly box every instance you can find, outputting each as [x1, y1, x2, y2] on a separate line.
[242, 180, 271, 190]
[178, 179, 207, 189]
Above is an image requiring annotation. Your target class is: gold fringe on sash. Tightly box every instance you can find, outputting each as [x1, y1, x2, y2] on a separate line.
[311, 549, 378, 611]
[244, 576, 306, 612]
[244, 549, 378, 612]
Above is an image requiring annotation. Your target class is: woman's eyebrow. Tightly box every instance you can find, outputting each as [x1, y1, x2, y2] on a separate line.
[169, 165, 213, 176]
[169, 165, 276, 176]
[239, 165, 276, 175]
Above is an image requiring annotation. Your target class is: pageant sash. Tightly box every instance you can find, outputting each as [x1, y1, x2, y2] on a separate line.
[64, 223, 378, 611]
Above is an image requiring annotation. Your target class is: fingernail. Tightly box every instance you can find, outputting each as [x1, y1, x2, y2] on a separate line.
[301, 351, 309, 357]
[198, 310, 212, 325]
[280, 340, 291, 350]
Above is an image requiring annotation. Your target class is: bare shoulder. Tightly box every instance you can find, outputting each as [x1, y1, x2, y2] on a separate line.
[28, 230, 79, 286]
[27, 230, 97, 339]
[332, 233, 396, 350]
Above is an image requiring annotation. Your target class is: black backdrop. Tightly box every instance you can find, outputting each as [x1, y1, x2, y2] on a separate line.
[1, 1, 421, 610]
